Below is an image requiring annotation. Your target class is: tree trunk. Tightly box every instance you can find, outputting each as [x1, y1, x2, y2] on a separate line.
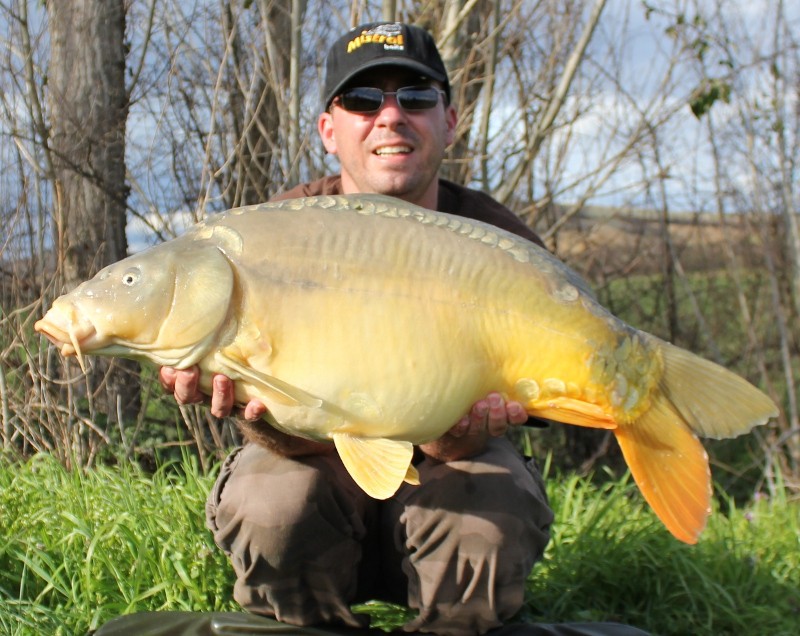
[438, 0, 494, 185]
[220, 0, 296, 207]
[46, 0, 140, 422]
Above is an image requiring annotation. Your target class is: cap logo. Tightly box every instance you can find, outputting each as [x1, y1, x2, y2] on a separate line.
[346, 23, 405, 53]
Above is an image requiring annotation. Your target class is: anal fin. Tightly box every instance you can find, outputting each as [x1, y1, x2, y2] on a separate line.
[528, 397, 617, 429]
[333, 434, 414, 499]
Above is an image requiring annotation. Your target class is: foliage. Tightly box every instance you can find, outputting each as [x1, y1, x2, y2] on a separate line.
[1, 454, 798, 636]
[0, 453, 236, 636]
[689, 77, 732, 119]
[527, 470, 800, 635]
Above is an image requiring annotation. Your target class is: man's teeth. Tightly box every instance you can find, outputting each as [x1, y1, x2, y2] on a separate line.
[375, 146, 411, 155]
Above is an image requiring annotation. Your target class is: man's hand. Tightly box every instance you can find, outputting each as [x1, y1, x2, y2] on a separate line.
[158, 366, 267, 420]
[419, 392, 527, 462]
[160, 366, 327, 457]
[448, 392, 528, 438]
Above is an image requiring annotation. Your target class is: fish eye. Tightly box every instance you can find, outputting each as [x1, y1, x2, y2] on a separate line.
[121, 267, 141, 287]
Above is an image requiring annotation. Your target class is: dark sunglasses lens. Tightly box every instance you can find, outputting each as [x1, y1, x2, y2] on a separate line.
[397, 88, 440, 110]
[337, 87, 442, 113]
[339, 87, 384, 112]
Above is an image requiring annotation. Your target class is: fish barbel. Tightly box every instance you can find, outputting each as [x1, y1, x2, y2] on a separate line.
[35, 194, 778, 544]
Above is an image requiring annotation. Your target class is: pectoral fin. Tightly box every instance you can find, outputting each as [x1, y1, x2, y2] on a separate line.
[333, 434, 415, 499]
[215, 352, 323, 408]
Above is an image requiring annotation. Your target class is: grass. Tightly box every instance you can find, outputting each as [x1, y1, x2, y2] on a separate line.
[526, 469, 800, 634]
[0, 453, 235, 635]
[1, 453, 798, 636]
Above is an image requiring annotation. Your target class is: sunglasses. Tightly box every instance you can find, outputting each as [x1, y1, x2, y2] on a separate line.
[333, 86, 447, 114]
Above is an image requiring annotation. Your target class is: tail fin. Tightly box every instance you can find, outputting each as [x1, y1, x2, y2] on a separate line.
[615, 339, 778, 544]
[615, 399, 711, 544]
[658, 341, 779, 439]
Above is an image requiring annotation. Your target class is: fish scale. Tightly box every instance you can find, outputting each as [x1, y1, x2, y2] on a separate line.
[36, 193, 778, 544]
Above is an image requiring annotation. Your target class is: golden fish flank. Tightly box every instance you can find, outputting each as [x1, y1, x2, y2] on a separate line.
[34, 193, 779, 546]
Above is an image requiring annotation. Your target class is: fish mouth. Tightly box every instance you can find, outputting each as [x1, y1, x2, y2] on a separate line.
[34, 306, 97, 373]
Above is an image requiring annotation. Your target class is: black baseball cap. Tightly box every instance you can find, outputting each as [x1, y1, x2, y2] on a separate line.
[323, 22, 451, 109]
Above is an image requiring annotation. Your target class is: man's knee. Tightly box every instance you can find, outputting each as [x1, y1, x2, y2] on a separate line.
[392, 438, 554, 634]
[208, 444, 369, 559]
[206, 444, 372, 627]
[217, 453, 323, 527]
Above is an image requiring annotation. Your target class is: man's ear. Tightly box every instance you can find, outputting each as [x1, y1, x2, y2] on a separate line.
[444, 105, 458, 146]
[318, 112, 338, 154]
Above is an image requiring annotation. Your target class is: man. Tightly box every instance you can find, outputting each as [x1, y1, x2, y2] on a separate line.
[159, 22, 649, 636]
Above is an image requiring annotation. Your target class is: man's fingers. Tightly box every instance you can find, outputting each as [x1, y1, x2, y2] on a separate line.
[243, 400, 268, 421]
[506, 401, 528, 426]
[209, 374, 235, 418]
[161, 366, 259, 420]
[172, 367, 203, 405]
[447, 415, 471, 438]
[159, 366, 177, 393]
[465, 399, 489, 436]
[469, 393, 528, 437]
[485, 393, 509, 436]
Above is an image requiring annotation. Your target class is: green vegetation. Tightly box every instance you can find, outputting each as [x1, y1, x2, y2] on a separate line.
[0, 453, 234, 636]
[1, 454, 797, 635]
[595, 269, 774, 369]
[526, 470, 800, 635]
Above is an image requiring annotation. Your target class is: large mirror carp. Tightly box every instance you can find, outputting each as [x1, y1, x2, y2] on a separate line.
[36, 194, 778, 544]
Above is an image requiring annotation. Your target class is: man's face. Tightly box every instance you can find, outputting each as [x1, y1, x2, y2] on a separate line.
[318, 70, 457, 208]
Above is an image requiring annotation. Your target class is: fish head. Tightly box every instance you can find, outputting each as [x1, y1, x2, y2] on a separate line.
[35, 240, 235, 370]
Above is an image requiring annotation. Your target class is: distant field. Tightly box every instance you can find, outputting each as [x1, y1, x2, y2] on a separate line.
[550, 207, 765, 282]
